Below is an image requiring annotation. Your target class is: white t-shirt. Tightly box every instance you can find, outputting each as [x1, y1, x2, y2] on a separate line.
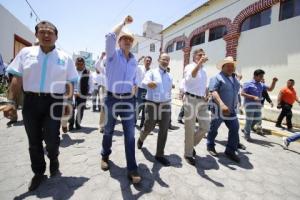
[7, 46, 78, 94]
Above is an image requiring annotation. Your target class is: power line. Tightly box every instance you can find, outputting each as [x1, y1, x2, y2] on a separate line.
[24, 1, 75, 55]
[88, 0, 136, 54]
[25, 0, 40, 22]
[109, 0, 136, 28]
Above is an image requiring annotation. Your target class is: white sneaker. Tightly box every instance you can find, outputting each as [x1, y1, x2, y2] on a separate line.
[282, 137, 289, 149]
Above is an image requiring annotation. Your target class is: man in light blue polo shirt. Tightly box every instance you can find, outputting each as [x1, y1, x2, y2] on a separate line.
[241, 69, 277, 141]
[4, 21, 78, 191]
[100, 16, 141, 184]
[137, 53, 173, 166]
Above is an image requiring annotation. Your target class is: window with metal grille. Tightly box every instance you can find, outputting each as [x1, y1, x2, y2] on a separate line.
[166, 44, 174, 53]
[176, 41, 185, 50]
[279, 0, 300, 21]
[241, 8, 271, 32]
[150, 43, 155, 52]
[190, 32, 205, 46]
[209, 26, 227, 41]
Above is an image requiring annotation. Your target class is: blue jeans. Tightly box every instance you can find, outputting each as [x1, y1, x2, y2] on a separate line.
[101, 94, 138, 171]
[244, 104, 262, 136]
[287, 132, 300, 143]
[206, 113, 239, 154]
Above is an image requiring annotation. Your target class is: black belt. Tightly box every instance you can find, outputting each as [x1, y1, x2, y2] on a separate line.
[24, 92, 63, 97]
[107, 91, 133, 98]
[146, 100, 170, 104]
[185, 92, 205, 99]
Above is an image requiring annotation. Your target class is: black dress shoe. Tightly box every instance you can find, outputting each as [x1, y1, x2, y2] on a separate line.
[275, 124, 283, 128]
[169, 124, 177, 130]
[137, 138, 143, 149]
[6, 119, 17, 126]
[237, 143, 246, 150]
[193, 149, 196, 157]
[225, 151, 240, 163]
[178, 120, 184, 124]
[75, 125, 82, 130]
[28, 174, 47, 191]
[155, 156, 171, 166]
[139, 124, 144, 129]
[184, 156, 195, 166]
[50, 159, 60, 177]
[207, 146, 218, 157]
[68, 125, 74, 131]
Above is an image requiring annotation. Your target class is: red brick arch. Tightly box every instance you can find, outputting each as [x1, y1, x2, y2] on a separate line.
[224, 0, 280, 59]
[186, 18, 232, 47]
[165, 0, 281, 68]
[183, 18, 232, 66]
[164, 35, 187, 52]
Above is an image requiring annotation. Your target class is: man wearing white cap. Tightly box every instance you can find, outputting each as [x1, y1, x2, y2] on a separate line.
[206, 57, 241, 163]
[183, 48, 210, 165]
[100, 15, 141, 183]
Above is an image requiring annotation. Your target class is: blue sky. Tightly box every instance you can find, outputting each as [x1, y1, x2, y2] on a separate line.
[1, 0, 207, 58]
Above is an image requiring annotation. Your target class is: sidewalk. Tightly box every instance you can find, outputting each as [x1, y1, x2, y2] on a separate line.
[239, 115, 300, 142]
[172, 98, 300, 142]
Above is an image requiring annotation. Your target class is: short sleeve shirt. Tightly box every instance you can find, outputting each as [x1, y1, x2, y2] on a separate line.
[7, 46, 78, 94]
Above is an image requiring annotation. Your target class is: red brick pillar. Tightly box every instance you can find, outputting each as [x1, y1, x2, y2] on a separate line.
[223, 33, 240, 60]
[183, 47, 191, 67]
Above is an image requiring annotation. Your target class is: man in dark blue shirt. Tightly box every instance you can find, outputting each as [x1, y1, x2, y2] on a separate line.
[207, 57, 242, 163]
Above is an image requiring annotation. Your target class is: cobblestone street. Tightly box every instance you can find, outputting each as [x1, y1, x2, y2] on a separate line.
[0, 103, 300, 200]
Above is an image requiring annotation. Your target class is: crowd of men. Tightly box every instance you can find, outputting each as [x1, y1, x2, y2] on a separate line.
[1, 15, 300, 191]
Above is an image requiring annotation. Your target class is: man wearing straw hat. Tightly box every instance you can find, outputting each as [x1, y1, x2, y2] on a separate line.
[100, 15, 141, 183]
[206, 57, 241, 163]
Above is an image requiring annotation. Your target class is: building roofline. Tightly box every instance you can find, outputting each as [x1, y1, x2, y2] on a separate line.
[160, 0, 212, 34]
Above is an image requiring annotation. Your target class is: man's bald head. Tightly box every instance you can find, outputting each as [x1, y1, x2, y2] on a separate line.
[158, 53, 170, 68]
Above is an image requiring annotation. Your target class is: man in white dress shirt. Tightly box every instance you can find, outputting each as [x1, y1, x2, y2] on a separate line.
[135, 56, 152, 128]
[4, 21, 78, 191]
[183, 48, 210, 165]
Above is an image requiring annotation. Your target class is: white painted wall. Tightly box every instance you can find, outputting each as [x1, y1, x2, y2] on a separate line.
[237, 4, 300, 96]
[237, 3, 300, 113]
[133, 35, 161, 68]
[0, 5, 35, 63]
[162, 0, 300, 126]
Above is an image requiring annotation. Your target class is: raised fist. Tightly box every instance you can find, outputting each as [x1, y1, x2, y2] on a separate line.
[124, 15, 133, 25]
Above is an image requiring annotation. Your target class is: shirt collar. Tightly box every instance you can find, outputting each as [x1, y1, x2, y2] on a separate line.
[251, 79, 261, 84]
[220, 71, 235, 78]
[159, 66, 167, 73]
[119, 49, 134, 59]
[39, 45, 56, 55]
